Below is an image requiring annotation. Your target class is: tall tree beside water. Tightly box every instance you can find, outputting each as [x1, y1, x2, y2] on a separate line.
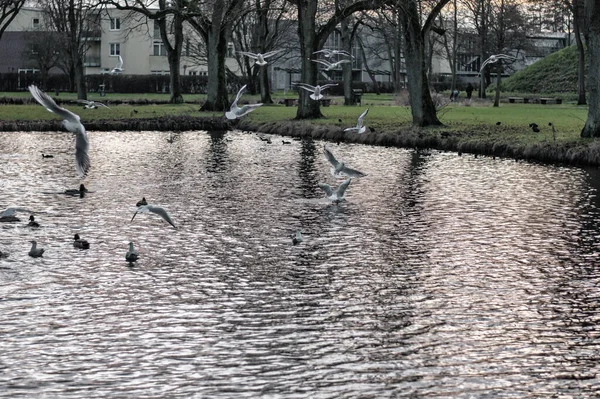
[399, 0, 451, 126]
[580, 0, 600, 138]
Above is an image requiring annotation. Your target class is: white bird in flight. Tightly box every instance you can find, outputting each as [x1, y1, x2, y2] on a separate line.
[318, 178, 352, 203]
[225, 84, 263, 119]
[110, 55, 124, 74]
[479, 54, 516, 74]
[237, 50, 281, 66]
[78, 99, 110, 109]
[343, 108, 369, 134]
[312, 58, 351, 71]
[131, 204, 176, 228]
[28, 85, 91, 177]
[295, 83, 338, 101]
[323, 146, 366, 178]
[313, 49, 353, 59]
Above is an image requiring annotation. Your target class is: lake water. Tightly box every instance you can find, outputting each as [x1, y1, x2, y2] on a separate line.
[1, 130, 600, 398]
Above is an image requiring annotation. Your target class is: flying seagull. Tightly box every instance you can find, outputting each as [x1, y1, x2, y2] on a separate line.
[318, 178, 352, 202]
[28, 85, 90, 177]
[294, 83, 338, 101]
[312, 58, 351, 71]
[323, 146, 366, 178]
[225, 84, 263, 120]
[343, 108, 369, 134]
[110, 55, 124, 74]
[78, 99, 110, 109]
[126, 242, 139, 263]
[131, 204, 176, 228]
[313, 49, 354, 59]
[479, 54, 516, 74]
[237, 50, 281, 66]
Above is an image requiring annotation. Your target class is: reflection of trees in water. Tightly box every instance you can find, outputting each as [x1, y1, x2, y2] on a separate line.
[206, 130, 229, 173]
[297, 138, 319, 198]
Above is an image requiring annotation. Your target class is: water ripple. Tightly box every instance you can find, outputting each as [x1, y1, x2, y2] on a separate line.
[0, 130, 599, 397]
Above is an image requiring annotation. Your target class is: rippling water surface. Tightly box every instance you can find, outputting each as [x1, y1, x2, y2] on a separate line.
[1, 130, 600, 398]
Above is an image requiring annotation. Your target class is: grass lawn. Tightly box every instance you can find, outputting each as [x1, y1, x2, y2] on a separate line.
[0, 90, 591, 148]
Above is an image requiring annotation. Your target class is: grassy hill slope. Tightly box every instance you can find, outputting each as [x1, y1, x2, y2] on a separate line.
[501, 45, 586, 94]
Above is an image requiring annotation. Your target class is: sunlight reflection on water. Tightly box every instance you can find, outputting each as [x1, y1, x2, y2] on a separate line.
[0, 129, 599, 398]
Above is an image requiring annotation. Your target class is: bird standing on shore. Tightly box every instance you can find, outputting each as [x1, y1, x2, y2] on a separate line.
[28, 85, 91, 177]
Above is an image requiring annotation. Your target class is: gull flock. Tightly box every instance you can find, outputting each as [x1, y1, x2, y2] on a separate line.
[2, 50, 370, 259]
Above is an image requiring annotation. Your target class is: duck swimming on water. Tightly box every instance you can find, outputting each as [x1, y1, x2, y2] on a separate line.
[28, 215, 40, 228]
[64, 184, 88, 196]
[126, 242, 139, 263]
[0, 207, 33, 222]
[28, 240, 44, 257]
[73, 234, 90, 249]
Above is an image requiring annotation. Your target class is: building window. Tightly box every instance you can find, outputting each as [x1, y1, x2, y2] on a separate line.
[110, 18, 120, 30]
[153, 20, 161, 38]
[153, 41, 167, 56]
[110, 43, 120, 56]
[32, 18, 40, 29]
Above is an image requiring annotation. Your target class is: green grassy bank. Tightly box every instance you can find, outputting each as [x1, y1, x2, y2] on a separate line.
[0, 92, 596, 165]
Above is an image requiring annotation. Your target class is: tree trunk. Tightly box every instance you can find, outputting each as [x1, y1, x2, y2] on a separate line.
[201, 26, 230, 111]
[493, 64, 501, 107]
[573, 0, 587, 106]
[160, 11, 184, 104]
[75, 57, 86, 100]
[401, 0, 442, 127]
[341, 17, 354, 105]
[295, 0, 322, 119]
[581, 1, 600, 138]
[478, 0, 487, 99]
[357, 37, 380, 95]
[259, 65, 273, 104]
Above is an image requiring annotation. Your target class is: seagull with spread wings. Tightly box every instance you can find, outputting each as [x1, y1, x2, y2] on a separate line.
[237, 50, 281, 66]
[225, 85, 263, 119]
[295, 83, 338, 101]
[312, 58, 351, 71]
[479, 54, 516, 75]
[110, 55, 124, 74]
[323, 146, 366, 178]
[78, 99, 110, 109]
[313, 49, 354, 59]
[131, 204, 177, 229]
[318, 178, 352, 203]
[343, 108, 369, 134]
[28, 85, 91, 177]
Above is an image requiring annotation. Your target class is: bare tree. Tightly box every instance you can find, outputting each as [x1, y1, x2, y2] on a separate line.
[400, 0, 451, 126]
[286, 0, 383, 119]
[23, 29, 62, 89]
[580, 0, 600, 138]
[188, 0, 245, 112]
[36, 0, 101, 99]
[0, 0, 26, 41]
[104, 0, 187, 104]
[231, 0, 294, 103]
